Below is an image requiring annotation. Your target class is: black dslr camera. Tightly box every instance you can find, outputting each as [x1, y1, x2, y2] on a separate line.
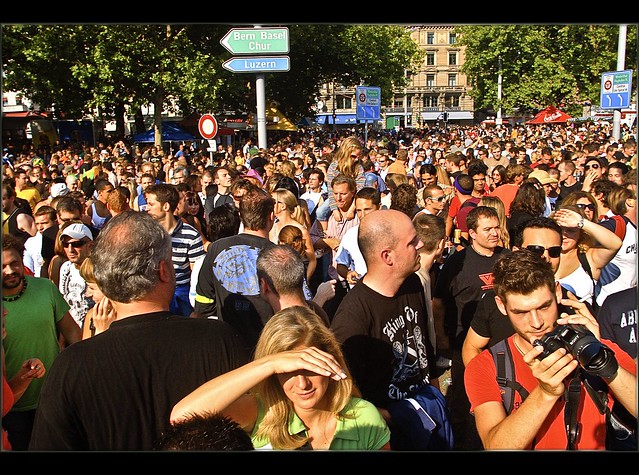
[534, 324, 618, 378]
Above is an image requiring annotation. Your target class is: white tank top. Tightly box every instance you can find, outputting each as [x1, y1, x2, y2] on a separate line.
[595, 219, 637, 307]
[558, 263, 594, 305]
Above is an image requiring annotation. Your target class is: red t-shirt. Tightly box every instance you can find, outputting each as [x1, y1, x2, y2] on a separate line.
[465, 335, 636, 450]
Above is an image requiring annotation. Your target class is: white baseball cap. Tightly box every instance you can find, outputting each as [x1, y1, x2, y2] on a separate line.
[60, 223, 93, 241]
[50, 183, 70, 198]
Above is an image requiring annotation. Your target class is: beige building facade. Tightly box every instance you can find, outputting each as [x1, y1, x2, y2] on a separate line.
[315, 25, 475, 128]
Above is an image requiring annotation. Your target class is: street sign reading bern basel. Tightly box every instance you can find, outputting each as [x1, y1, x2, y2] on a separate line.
[221, 27, 289, 55]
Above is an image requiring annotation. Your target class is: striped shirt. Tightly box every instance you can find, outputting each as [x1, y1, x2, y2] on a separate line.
[171, 218, 205, 286]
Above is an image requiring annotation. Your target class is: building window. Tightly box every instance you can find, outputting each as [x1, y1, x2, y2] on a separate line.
[427, 32, 434, 45]
[448, 52, 457, 66]
[425, 96, 438, 108]
[393, 98, 404, 109]
[449, 33, 457, 44]
[448, 74, 457, 87]
[336, 96, 352, 109]
[426, 52, 435, 66]
[451, 96, 460, 107]
[426, 74, 435, 87]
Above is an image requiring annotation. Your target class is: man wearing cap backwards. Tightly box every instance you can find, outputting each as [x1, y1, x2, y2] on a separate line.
[58, 222, 95, 332]
[2, 233, 81, 450]
[528, 169, 559, 216]
[49, 182, 70, 199]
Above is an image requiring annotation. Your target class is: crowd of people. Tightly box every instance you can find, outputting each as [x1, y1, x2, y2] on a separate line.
[1, 117, 637, 452]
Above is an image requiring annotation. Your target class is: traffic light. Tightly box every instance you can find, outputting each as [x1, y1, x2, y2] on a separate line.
[443, 112, 449, 122]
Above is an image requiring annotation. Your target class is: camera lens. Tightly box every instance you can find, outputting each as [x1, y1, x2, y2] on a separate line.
[574, 337, 604, 367]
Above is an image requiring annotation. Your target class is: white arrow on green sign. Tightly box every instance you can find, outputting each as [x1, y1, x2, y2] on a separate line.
[220, 27, 289, 55]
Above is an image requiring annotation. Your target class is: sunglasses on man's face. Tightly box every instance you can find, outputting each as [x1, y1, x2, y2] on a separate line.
[584, 163, 600, 170]
[62, 239, 88, 249]
[525, 245, 562, 258]
[428, 195, 446, 202]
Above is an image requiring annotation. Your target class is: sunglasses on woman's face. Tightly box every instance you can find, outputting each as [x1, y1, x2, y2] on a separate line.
[576, 203, 595, 211]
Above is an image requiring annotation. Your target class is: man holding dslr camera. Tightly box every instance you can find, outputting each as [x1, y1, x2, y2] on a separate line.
[465, 250, 636, 450]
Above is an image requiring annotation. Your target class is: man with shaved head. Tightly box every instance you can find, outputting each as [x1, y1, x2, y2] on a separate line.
[331, 209, 450, 451]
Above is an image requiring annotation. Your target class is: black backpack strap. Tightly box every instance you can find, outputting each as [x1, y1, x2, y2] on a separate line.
[489, 339, 530, 413]
[564, 374, 583, 450]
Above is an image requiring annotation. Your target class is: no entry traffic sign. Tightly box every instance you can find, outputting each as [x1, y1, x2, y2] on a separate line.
[198, 114, 218, 139]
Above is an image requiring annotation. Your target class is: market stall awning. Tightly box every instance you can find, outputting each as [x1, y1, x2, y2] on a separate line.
[247, 106, 298, 131]
[526, 106, 572, 124]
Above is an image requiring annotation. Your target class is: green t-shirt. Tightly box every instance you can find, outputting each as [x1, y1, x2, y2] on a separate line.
[3, 276, 71, 411]
[251, 396, 390, 450]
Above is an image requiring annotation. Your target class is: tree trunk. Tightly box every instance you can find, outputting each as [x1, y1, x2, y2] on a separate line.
[114, 101, 126, 140]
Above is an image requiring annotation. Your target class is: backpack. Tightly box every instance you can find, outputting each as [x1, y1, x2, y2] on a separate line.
[488, 339, 637, 450]
[459, 199, 478, 210]
[488, 339, 530, 414]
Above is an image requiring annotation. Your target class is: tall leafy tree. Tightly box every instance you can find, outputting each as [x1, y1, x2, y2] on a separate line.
[3, 24, 422, 142]
[456, 24, 637, 117]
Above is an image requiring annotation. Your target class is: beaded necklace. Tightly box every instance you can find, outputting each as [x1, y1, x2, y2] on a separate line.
[2, 277, 27, 302]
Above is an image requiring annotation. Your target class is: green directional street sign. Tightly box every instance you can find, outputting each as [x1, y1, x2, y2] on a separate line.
[220, 27, 289, 55]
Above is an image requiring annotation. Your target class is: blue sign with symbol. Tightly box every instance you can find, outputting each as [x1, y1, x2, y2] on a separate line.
[600, 70, 633, 109]
[356, 86, 381, 121]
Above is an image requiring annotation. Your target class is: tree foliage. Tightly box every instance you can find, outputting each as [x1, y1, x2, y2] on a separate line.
[2, 24, 421, 141]
[456, 24, 637, 117]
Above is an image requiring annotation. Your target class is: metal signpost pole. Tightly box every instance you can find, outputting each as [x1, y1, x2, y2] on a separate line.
[256, 74, 267, 150]
[613, 25, 627, 142]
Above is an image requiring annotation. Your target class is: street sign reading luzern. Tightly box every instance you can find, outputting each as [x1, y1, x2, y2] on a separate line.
[221, 27, 289, 55]
[222, 56, 290, 73]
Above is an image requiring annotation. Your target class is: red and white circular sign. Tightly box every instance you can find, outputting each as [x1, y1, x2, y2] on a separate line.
[198, 114, 218, 140]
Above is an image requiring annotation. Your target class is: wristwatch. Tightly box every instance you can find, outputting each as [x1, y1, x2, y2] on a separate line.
[577, 216, 585, 229]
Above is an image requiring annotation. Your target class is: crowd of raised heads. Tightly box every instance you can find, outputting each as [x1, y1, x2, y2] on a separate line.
[2, 117, 636, 452]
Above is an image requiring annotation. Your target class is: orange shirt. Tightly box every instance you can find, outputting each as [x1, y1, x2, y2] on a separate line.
[490, 183, 519, 217]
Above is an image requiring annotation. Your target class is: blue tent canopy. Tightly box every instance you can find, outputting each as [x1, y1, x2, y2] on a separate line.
[132, 121, 196, 143]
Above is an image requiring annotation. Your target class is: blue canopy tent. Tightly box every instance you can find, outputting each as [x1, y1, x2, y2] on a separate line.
[132, 121, 196, 143]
